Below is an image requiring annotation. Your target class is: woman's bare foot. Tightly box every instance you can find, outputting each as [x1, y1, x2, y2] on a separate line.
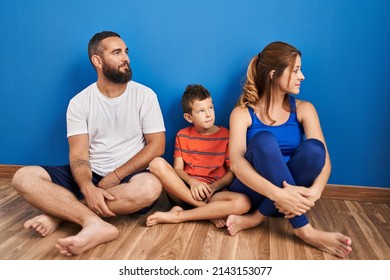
[226, 210, 267, 236]
[24, 214, 63, 236]
[146, 206, 183, 226]
[55, 219, 119, 256]
[294, 224, 352, 258]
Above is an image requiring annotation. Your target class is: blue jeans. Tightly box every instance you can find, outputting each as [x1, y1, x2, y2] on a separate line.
[230, 131, 325, 228]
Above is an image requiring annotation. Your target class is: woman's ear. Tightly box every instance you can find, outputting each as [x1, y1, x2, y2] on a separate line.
[183, 113, 193, 124]
[269, 70, 275, 80]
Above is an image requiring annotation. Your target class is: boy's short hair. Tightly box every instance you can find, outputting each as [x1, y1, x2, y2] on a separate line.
[181, 84, 211, 114]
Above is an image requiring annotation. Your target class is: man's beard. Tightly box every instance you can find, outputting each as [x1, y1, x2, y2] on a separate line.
[102, 62, 132, 84]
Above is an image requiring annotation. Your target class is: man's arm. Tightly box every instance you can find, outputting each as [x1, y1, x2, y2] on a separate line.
[98, 131, 166, 189]
[68, 134, 93, 190]
[68, 134, 115, 217]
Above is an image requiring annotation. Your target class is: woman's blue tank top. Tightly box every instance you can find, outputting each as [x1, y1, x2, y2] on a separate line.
[246, 96, 304, 162]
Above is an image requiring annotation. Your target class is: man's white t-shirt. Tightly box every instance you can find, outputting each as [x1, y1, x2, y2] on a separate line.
[66, 81, 165, 176]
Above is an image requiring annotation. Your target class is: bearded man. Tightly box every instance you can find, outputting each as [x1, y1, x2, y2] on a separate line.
[12, 31, 166, 256]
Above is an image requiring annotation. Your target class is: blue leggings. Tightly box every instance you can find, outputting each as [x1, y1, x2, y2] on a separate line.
[230, 131, 325, 229]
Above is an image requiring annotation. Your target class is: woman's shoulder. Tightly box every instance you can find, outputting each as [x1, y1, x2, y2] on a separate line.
[230, 105, 252, 126]
[296, 99, 318, 121]
[296, 99, 316, 111]
[231, 104, 251, 115]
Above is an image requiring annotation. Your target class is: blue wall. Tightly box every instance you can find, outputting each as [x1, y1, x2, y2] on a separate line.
[1, 0, 389, 188]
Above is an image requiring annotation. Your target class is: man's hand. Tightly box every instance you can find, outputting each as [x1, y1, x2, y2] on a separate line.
[82, 185, 116, 217]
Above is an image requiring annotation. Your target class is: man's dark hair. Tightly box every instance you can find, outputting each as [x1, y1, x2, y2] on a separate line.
[88, 31, 121, 65]
[181, 84, 211, 114]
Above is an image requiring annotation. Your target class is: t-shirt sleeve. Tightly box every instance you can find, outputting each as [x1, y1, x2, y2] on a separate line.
[223, 127, 230, 168]
[173, 133, 182, 158]
[140, 90, 165, 134]
[225, 142, 230, 168]
[66, 99, 88, 138]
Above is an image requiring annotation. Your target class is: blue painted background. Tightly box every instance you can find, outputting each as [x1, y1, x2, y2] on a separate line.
[1, 0, 389, 188]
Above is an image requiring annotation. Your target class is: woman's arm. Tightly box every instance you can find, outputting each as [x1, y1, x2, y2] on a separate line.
[297, 100, 331, 202]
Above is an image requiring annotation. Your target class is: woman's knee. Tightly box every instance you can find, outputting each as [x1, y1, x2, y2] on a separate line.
[247, 131, 280, 159]
[299, 139, 326, 166]
[305, 139, 325, 154]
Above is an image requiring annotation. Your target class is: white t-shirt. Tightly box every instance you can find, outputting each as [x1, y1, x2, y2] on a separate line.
[66, 81, 165, 176]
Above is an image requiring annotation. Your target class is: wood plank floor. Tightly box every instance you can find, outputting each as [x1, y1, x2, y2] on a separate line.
[0, 177, 389, 260]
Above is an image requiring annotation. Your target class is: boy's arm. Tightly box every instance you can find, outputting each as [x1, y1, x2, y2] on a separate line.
[173, 157, 194, 184]
[173, 157, 211, 201]
[209, 169, 234, 193]
[209, 134, 234, 193]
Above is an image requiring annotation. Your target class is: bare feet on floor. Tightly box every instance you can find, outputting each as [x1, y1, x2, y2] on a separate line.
[294, 224, 352, 258]
[211, 218, 226, 228]
[226, 210, 267, 236]
[24, 214, 62, 237]
[146, 206, 183, 226]
[55, 218, 119, 256]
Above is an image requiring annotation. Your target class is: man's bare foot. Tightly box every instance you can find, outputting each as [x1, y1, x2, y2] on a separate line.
[24, 214, 62, 237]
[211, 218, 226, 228]
[226, 210, 266, 236]
[294, 224, 352, 258]
[146, 206, 183, 226]
[55, 219, 119, 256]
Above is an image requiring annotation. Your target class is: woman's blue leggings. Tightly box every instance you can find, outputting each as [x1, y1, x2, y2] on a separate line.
[230, 131, 326, 229]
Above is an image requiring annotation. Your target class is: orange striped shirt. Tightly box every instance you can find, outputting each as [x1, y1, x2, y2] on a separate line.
[174, 126, 230, 184]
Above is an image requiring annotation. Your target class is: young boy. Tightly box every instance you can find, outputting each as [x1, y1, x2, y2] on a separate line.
[146, 84, 250, 227]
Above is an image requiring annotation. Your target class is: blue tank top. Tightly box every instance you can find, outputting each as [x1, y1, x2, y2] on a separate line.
[246, 96, 304, 162]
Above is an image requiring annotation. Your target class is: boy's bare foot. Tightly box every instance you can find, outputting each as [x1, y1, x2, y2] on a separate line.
[146, 206, 183, 226]
[55, 219, 119, 256]
[211, 218, 226, 228]
[226, 210, 266, 236]
[24, 214, 62, 236]
[294, 224, 352, 258]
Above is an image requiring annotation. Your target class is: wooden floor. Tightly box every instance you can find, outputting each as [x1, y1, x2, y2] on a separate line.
[0, 177, 389, 260]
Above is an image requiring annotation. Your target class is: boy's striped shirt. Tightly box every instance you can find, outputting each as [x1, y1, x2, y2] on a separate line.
[174, 126, 230, 184]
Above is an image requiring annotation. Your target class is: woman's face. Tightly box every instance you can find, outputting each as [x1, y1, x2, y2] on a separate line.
[278, 55, 305, 95]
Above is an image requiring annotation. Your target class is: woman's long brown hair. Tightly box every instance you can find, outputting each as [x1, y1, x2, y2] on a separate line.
[238, 42, 301, 124]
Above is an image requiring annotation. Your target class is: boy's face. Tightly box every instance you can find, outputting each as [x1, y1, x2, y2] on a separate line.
[184, 97, 215, 131]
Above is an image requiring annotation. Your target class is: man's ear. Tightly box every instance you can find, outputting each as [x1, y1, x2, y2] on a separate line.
[269, 70, 275, 80]
[91, 55, 103, 69]
[183, 113, 193, 123]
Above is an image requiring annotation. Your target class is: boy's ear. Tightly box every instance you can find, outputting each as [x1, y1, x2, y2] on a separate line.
[269, 70, 275, 80]
[183, 113, 193, 123]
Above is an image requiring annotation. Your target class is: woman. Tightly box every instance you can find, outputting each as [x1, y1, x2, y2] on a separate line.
[227, 41, 352, 258]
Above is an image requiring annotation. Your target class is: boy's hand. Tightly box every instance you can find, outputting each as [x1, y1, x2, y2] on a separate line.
[204, 184, 218, 202]
[189, 179, 211, 201]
